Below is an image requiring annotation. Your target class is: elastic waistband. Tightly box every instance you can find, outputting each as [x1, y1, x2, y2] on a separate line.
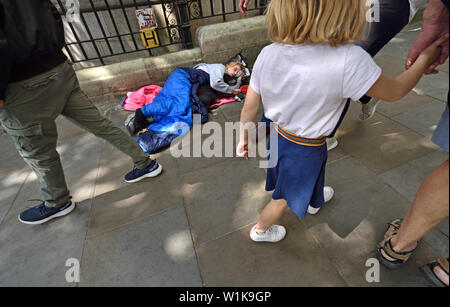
[276, 126, 326, 146]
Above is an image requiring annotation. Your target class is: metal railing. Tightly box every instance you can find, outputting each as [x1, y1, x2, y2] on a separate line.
[53, 0, 268, 68]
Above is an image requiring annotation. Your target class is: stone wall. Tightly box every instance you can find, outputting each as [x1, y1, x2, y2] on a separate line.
[77, 15, 270, 105]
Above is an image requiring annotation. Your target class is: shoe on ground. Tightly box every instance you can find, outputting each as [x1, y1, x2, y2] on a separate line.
[124, 160, 162, 183]
[326, 137, 338, 151]
[134, 108, 152, 132]
[307, 186, 334, 215]
[18, 200, 75, 225]
[359, 99, 380, 121]
[250, 225, 286, 242]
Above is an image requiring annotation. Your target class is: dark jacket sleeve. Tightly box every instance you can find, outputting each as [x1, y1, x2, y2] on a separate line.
[0, 2, 11, 100]
[442, 0, 449, 9]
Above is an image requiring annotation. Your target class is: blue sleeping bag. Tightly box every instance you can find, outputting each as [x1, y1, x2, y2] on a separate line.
[135, 68, 209, 154]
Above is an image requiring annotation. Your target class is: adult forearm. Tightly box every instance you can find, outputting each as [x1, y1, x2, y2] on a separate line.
[423, 0, 449, 26]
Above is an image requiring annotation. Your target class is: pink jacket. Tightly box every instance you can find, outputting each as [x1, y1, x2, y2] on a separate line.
[121, 85, 162, 111]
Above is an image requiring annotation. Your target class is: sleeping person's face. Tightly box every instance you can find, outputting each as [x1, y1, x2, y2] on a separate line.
[226, 65, 242, 77]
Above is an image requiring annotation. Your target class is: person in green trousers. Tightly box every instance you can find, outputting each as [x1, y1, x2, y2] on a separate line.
[0, 0, 162, 225]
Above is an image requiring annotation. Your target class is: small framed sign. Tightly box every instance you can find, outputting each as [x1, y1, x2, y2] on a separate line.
[135, 8, 157, 30]
[140, 28, 160, 49]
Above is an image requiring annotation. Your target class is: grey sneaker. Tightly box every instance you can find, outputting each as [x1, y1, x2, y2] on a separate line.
[359, 99, 380, 121]
[326, 137, 338, 151]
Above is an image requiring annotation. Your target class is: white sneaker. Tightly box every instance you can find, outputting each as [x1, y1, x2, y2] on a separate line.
[307, 186, 334, 215]
[359, 99, 380, 121]
[326, 137, 338, 151]
[250, 225, 286, 242]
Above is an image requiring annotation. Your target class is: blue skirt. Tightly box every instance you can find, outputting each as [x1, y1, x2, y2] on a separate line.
[266, 130, 328, 218]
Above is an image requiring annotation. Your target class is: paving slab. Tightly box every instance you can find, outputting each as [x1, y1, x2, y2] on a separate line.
[391, 97, 446, 139]
[80, 206, 202, 287]
[197, 210, 347, 287]
[380, 149, 448, 203]
[375, 91, 439, 119]
[220, 101, 245, 122]
[335, 103, 439, 174]
[86, 140, 182, 238]
[181, 158, 270, 246]
[173, 110, 235, 175]
[0, 132, 104, 286]
[0, 133, 28, 174]
[415, 72, 449, 102]
[0, 170, 30, 225]
[302, 156, 412, 239]
[0, 195, 91, 287]
[307, 217, 438, 287]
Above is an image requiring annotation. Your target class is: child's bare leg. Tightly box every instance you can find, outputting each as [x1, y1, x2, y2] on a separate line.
[255, 198, 288, 231]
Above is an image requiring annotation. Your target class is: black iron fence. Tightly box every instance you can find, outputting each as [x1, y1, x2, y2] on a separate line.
[52, 0, 268, 68]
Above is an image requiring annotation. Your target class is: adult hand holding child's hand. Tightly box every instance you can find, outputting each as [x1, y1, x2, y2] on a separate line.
[417, 33, 450, 69]
[406, 0, 449, 74]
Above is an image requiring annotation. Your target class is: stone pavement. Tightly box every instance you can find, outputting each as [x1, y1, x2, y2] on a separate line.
[0, 22, 448, 287]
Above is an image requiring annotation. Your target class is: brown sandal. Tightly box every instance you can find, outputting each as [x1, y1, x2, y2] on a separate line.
[421, 258, 449, 287]
[377, 219, 417, 270]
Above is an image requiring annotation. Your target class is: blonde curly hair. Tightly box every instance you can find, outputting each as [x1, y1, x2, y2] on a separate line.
[266, 0, 368, 47]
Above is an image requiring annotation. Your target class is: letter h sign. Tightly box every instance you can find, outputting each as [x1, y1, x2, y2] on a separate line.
[140, 28, 160, 49]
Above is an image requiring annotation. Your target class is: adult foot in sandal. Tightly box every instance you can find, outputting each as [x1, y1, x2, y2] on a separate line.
[421, 258, 449, 287]
[377, 219, 418, 270]
[378, 239, 417, 265]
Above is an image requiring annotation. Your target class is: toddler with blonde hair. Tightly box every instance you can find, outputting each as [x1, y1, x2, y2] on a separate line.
[238, 0, 448, 242]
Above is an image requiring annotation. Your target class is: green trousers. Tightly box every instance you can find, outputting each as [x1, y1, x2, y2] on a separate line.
[0, 61, 151, 207]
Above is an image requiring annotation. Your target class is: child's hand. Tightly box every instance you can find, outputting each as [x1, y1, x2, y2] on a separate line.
[0, 100, 4, 107]
[415, 33, 449, 73]
[236, 140, 249, 160]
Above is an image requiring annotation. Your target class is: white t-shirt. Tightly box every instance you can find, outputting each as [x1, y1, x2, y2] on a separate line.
[250, 43, 382, 138]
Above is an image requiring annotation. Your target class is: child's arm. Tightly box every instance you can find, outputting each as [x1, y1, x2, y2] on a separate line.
[237, 85, 261, 158]
[366, 34, 449, 102]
